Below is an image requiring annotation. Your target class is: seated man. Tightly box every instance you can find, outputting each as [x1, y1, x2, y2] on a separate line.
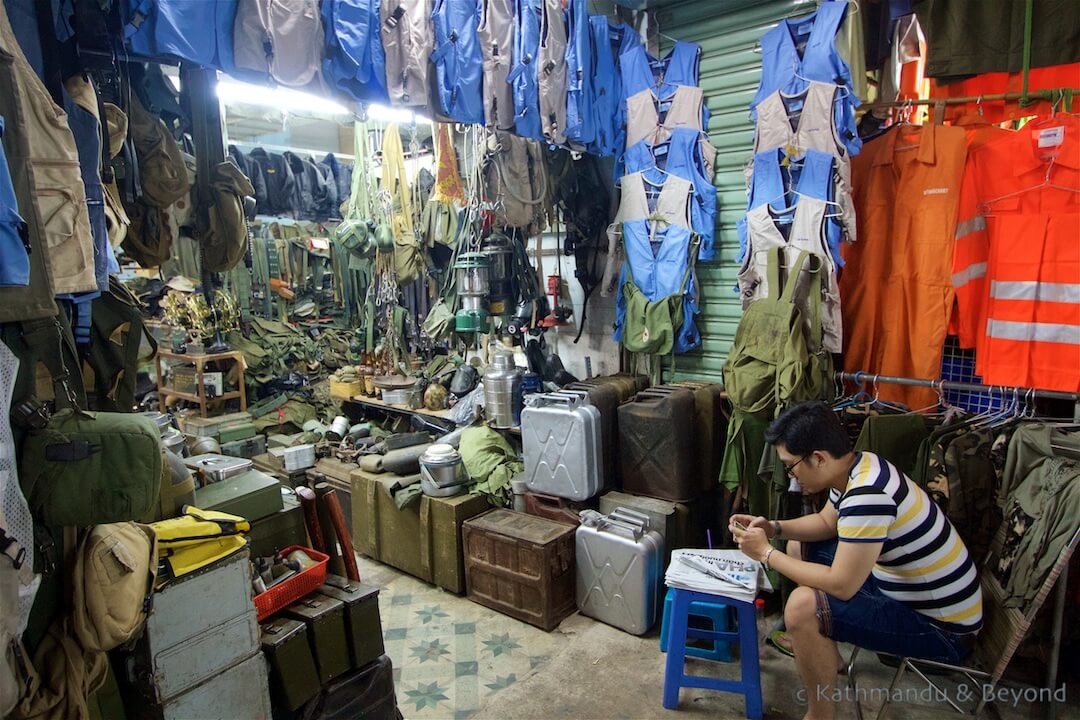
[731, 401, 982, 720]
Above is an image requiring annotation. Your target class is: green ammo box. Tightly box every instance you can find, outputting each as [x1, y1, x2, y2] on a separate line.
[316, 574, 385, 670]
[193, 470, 283, 522]
[282, 595, 350, 685]
[218, 422, 257, 444]
[248, 492, 307, 558]
[260, 617, 321, 712]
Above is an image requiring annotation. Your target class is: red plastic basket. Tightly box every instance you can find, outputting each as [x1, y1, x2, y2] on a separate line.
[254, 545, 329, 621]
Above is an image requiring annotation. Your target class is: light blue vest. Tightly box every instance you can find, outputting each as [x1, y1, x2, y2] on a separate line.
[322, 0, 389, 103]
[431, 0, 485, 124]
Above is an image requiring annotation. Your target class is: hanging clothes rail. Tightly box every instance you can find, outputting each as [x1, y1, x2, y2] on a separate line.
[840, 369, 1078, 720]
[858, 88, 1079, 111]
[837, 370, 1080, 422]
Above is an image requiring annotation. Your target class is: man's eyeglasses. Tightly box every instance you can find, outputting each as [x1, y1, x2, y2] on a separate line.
[784, 454, 810, 478]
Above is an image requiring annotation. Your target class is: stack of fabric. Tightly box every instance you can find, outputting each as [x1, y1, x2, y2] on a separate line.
[609, 39, 719, 356]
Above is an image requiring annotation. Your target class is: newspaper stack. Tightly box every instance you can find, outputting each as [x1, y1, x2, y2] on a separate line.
[665, 549, 772, 602]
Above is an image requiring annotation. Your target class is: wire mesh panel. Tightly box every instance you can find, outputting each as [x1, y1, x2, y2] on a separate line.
[939, 336, 1007, 413]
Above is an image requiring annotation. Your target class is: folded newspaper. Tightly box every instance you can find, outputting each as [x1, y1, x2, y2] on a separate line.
[665, 549, 774, 602]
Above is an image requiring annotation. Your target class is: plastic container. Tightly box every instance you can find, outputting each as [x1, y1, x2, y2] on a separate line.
[254, 546, 330, 622]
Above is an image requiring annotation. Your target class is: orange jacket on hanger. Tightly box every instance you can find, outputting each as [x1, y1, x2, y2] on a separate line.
[961, 114, 1080, 391]
[949, 114, 1014, 345]
[841, 122, 968, 409]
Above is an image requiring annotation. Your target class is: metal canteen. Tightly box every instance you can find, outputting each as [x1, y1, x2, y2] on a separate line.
[336, 218, 375, 258]
[374, 222, 394, 251]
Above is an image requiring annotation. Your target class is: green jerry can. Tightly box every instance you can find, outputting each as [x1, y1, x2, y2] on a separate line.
[260, 617, 321, 712]
[315, 575, 385, 670]
[282, 595, 351, 685]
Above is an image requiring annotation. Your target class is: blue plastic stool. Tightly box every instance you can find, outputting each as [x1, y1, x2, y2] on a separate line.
[661, 588, 762, 719]
[659, 587, 734, 662]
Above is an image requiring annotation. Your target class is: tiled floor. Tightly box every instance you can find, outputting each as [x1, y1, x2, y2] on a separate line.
[359, 556, 569, 719]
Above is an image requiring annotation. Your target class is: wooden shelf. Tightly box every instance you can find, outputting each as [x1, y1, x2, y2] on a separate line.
[158, 388, 243, 403]
[156, 348, 247, 417]
[345, 395, 454, 423]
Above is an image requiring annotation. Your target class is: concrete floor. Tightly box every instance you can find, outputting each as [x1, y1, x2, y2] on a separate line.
[358, 557, 1070, 720]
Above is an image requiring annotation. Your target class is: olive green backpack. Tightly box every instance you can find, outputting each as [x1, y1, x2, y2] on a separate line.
[620, 239, 699, 356]
[722, 249, 831, 414]
[19, 409, 164, 527]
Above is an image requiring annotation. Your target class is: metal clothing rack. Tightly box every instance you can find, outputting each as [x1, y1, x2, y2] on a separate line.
[836, 371, 1080, 410]
[838, 370, 1078, 720]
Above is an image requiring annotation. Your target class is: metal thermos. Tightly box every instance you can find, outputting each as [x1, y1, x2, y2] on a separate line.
[484, 352, 523, 428]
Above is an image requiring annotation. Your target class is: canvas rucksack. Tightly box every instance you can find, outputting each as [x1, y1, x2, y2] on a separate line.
[200, 160, 255, 273]
[71, 523, 157, 652]
[233, 0, 323, 87]
[122, 201, 175, 268]
[19, 409, 164, 527]
[82, 276, 158, 412]
[620, 239, 699, 357]
[128, 93, 190, 209]
[723, 249, 831, 414]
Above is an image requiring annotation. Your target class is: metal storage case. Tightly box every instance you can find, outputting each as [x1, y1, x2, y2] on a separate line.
[183, 453, 253, 483]
[220, 434, 267, 459]
[599, 490, 718, 567]
[192, 467, 283, 521]
[282, 595, 351, 685]
[316, 574, 385, 670]
[521, 392, 602, 501]
[576, 509, 665, 635]
[351, 467, 490, 594]
[618, 388, 699, 501]
[260, 617, 321, 712]
[462, 509, 577, 631]
[140, 652, 272, 720]
[119, 548, 266, 715]
[565, 374, 645, 488]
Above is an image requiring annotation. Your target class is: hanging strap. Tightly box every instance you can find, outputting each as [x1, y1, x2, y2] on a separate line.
[20, 318, 79, 410]
[380, 124, 415, 225]
[347, 121, 372, 219]
[778, 250, 810, 304]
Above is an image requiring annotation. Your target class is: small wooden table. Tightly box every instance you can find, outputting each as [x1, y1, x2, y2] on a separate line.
[156, 349, 247, 417]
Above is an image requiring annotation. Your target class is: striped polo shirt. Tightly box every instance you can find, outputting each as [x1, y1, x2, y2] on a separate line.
[829, 452, 983, 629]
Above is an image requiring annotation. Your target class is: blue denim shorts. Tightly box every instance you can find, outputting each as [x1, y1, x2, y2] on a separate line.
[805, 539, 979, 662]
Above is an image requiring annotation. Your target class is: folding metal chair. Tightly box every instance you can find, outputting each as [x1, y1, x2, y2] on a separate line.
[847, 524, 1080, 720]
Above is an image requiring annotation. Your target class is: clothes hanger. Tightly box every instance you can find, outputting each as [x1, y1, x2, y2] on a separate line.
[979, 155, 1079, 213]
[868, 375, 910, 414]
[907, 380, 948, 416]
[833, 371, 873, 410]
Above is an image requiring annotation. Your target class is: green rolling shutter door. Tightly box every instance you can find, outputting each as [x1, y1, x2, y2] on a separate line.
[656, 0, 807, 382]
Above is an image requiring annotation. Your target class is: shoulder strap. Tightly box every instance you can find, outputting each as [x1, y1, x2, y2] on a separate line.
[766, 247, 782, 302]
[779, 250, 810, 303]
[20, 318, 79, 410]
[805, 256, 823, 351]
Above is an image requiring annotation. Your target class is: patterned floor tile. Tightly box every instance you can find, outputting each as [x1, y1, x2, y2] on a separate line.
[358, 555, 569, 718]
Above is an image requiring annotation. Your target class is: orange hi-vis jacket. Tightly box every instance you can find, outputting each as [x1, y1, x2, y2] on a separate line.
[959, 114, 1080, 391]
[841, 123, 968, 409]
[949, 115, 1013, 346]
